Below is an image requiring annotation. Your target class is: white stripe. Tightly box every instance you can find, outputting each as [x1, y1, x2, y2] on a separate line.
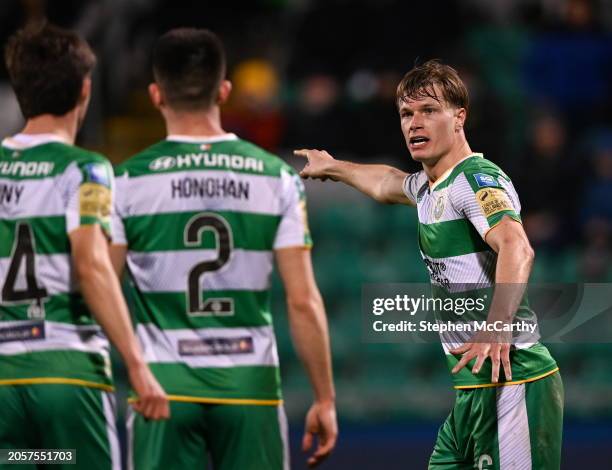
[102, 392, 121, 470]
[0, 320, 109, 356]
[278, 405, 290, 470]
[496, 384, 532, 469]
[0, 253, 75, 297]
[118, 170, 283, 217]
[136, 323, 279, 368]
[0, 176, 67, 219]
[126, 407, 135, 470]
[127, 249, 273, 292]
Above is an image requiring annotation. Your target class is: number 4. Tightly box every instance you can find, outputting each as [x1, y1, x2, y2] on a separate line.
[2, 222, 48, 318]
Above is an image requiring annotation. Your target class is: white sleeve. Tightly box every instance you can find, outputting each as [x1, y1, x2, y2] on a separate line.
[402, 170, 427, 204]
[111, 171, 128, 245]
[273, 168, 313, 249]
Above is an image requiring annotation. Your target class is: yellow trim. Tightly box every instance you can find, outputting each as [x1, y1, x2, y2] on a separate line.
[127, 394, 282, 406]
[0, 377, 114, 392]
[454, 367, 559, 390]
[482, 212, 522, 241]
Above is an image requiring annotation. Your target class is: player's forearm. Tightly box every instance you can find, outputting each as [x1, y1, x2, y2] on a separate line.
[287, 293, 336, 403]
[77, 258, 145, 368]
[326, 160, 406, 203]
[488, 241, 534, 322]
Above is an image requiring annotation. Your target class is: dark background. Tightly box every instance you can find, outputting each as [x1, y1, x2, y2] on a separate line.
[1, 0, 611, 468]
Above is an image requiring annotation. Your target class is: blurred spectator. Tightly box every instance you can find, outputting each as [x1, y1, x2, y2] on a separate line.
[518, 111, 580, 249]
[282, 73, 350, 153]
[223, 59, 285, 151]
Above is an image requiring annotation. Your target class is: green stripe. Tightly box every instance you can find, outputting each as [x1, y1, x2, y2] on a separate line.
[446, 343, 558, 387]
[149, 363, 281, 400]
[128, 288, 272, 329]
[0, 293, 95, 325]
[0, 216, 69, 257]
[117, 140, 288, 179]
[419, 218, 489, 259]
[124, 211, 281, 252]
[0, 350, 112, 385]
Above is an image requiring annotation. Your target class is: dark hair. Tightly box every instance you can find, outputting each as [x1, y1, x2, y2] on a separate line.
[396, 60, 469, 111]
[4, 22, 96, 118]
[153, 28, 226, 111]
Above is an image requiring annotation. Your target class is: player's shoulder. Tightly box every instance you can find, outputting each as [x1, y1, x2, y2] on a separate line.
[54, 146, 112, 187]
[228, 138, 293, 178]
[114, 140, 168, 177]
[452, 153, 512, 191]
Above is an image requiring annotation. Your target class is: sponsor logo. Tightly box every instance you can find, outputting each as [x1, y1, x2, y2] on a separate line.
[149, 156, 177, 171]
[84, 163, 110, 187]
[0, 322, 45, 342]
[79, 182, 111, 219]
[0, 161, 54, 177]
[149, 153, 264, 173]
[178, 337, 254, 356]
[474, 173, 498, 188]
[475, 188, 512, 218]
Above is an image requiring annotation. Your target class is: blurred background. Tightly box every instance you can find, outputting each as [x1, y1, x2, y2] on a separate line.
[1, 0, 611, 468]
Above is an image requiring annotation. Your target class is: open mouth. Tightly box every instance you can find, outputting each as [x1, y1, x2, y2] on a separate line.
[409, 136, 430, 148]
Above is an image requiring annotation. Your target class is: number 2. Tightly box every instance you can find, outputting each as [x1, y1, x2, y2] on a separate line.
[184, 213, 234, 316]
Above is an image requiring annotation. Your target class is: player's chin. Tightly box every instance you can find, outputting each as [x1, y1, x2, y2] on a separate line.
[409, 148, 432, 162]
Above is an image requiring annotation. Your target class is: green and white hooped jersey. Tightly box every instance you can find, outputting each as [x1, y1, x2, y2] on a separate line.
[113, 134, 311, 404]
[0, 133, 114, 390]
[402, 153, 558, 389]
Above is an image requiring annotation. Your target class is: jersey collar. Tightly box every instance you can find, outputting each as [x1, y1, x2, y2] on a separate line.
[2, 133, 71, 149]
[166, 133, 238, 144]
[429, 152, 483, 190]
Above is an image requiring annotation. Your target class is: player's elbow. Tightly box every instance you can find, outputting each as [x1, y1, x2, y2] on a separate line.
[73, 250, 109, 284]
[286, 292, 321, 316]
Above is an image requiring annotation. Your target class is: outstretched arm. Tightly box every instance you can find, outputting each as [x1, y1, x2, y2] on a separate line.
[276, 246, 337, 468]
[294, 149, 412, 205]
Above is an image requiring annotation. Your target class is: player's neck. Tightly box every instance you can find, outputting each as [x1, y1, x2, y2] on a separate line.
[20, 112, 78, 145]
[163, 106, 226, 138]
[424, 140, 473, 185]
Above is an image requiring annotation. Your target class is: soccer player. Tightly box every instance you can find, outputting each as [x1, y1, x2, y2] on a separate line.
[296, 60, 563, 469]
[0, 23, 168, 468]
[109, 28, 337, 469]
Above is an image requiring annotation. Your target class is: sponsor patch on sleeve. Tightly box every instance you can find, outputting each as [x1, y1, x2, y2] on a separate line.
[84, 162, 111, 187]
[474, 173, 499, 188]
[475, 187, 513, 218]
[79, 182, 111, 219]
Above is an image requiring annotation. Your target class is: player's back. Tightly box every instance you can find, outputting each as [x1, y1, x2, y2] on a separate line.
[115, 133, 310, 403]
[0, 134, 114, 389]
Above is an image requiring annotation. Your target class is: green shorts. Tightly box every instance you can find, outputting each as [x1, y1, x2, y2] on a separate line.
[0, 383, 120, 470]
[128, 400, 289, 470]
[429, 371, 564, 470]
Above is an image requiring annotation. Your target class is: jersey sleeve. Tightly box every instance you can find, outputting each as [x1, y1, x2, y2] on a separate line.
[402, 170, 428, 204]
[450, 165, 522, 239]
[65, 158, 114, 239]
[111, 169, 128, 245]
[273, 167, 313, 249]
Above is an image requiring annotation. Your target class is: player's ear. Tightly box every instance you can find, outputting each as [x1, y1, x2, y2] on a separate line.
[148, 82, 164, 109]
[217, 80, 232, 105]
[455, 107, 466, 133]
[79, 77, 92, 105]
